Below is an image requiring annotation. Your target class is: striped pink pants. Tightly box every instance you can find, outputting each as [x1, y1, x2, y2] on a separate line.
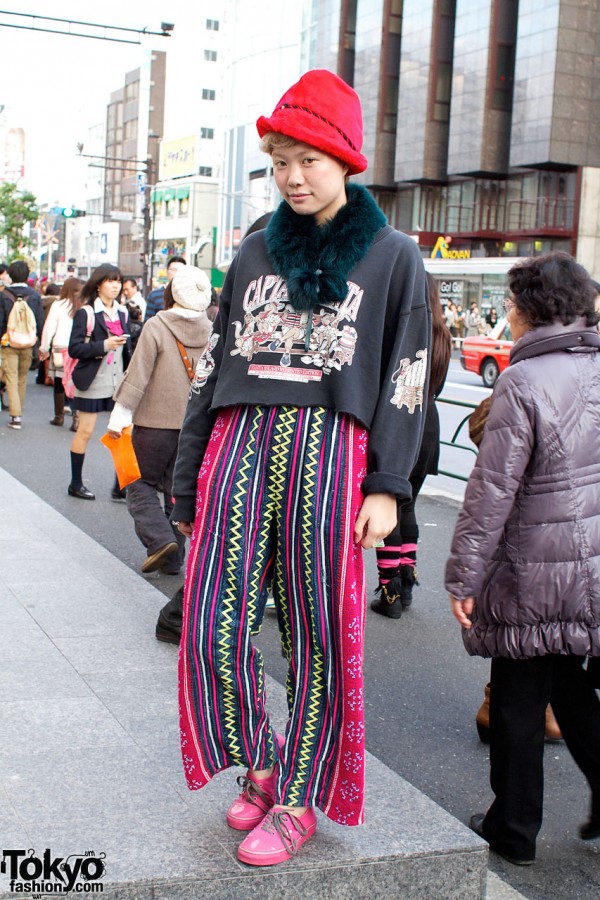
[179, 405, 368, 825]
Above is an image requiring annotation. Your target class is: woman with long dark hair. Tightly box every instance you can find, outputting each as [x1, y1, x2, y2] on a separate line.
[40, 277, 83, 428]
[372, 273, 452, 616]
[66, 264, 131, 500]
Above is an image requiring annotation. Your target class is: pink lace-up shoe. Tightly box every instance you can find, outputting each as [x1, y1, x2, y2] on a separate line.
[237, 807, 317, 866]
[225, 734, 284, 831]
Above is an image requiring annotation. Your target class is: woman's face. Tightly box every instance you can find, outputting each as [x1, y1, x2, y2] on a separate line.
[98, 277, 122, 304]
[272, 142, 348, 225]
[506, 297, 531, 342]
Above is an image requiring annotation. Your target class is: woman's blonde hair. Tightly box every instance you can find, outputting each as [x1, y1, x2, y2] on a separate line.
[259, 132, 298, 155]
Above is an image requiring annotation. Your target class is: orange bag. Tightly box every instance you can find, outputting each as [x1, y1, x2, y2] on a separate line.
[100, 426, 141, 488]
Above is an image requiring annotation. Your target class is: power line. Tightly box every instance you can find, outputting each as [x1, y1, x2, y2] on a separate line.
[0, 10, 174, 45]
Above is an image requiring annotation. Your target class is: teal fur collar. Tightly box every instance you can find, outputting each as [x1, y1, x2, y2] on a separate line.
[265, 183, 386, 311]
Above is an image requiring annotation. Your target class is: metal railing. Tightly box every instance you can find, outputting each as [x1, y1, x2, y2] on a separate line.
[436, 396, 479, 482]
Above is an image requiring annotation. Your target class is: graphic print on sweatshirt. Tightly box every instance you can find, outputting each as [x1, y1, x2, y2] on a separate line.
[229, 274, 363, 383]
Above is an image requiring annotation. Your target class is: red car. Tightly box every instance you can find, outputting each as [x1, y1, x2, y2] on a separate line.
[460, 317, 513, 387]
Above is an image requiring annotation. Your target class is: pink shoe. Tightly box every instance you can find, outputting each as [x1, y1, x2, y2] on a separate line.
[225, 734, 284, 831]
[237, 807, 317, 866]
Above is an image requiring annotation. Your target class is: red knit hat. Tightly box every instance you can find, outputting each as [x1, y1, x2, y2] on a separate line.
[256, 69, 368, 175]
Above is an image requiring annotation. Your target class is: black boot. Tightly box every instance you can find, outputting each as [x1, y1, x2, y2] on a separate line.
[156, 587, 184, 644]
[50, 392, 65, 426]
[399, 564, 418, 608]
[371, 575, 403, 619]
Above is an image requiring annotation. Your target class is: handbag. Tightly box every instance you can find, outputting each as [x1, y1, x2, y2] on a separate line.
[52, 349, 65, 368]
[63, 306, 95, 398]
[100, 426, 141, 488]
[468, 395, 493, 448]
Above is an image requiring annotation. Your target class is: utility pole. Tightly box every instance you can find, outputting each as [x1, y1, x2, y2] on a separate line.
[141, 157, 154, 297]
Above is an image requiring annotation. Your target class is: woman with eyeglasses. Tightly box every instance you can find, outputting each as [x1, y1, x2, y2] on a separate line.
[446, 251, 600, 866]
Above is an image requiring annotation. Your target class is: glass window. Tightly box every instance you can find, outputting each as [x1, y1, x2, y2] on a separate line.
[204, 49, 217, 61]
[200, 127, 214, 139]
[202, 89, 216, 101]
[198, 166, 213, 177]
[206, 19, 219, 31]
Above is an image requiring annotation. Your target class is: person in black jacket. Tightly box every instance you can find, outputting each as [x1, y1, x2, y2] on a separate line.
[372, 274, 452, 616]
[0, 260, 44, 429]
[67, 264, 131, 500]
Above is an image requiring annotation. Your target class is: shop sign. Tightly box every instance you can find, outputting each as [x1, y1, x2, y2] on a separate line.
[431, 235, 471, 259]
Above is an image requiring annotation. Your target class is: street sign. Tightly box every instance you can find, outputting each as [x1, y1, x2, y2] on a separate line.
[109, 210, 134, 221]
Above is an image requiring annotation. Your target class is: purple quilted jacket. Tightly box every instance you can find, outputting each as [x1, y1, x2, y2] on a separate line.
[445, 318, 600, 659]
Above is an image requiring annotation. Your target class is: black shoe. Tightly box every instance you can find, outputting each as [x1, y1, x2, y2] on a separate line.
[469, 814, 535, 866]
[68, 484, 96, 500]
[580, 814, 600, 841]
[399, 564, 418, 608]
[111, 486, 127, 502]
[155, 615, 182, 645]
[155, 589, 183, 644]
[370, 582, 402, 619]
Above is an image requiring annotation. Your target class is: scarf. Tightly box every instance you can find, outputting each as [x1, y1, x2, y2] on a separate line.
[265, 183, 387, 312]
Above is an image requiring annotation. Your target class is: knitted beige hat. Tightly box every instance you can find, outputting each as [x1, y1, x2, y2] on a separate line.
[172, 265, 211, 311]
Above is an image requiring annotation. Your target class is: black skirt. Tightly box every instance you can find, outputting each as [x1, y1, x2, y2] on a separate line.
[71, 396, 115, 413]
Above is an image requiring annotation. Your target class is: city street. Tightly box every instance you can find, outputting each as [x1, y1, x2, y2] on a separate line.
[1, 371, 599, 899]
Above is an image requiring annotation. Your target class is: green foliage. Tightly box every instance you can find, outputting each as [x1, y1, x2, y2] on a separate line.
[0, 182, 39, 261]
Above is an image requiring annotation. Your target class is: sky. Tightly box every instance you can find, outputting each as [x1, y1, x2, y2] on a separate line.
[0, 2, 191, 206]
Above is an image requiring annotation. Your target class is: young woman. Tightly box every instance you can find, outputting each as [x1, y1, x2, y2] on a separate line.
[446, 251, 600, 865]
[372, 274, 452, 616]
[67, 264, 131, 500]
[39, 277, 83, 428]
[171, 69, 431, 866]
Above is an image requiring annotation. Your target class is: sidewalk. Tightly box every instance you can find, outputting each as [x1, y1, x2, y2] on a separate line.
[0, 468, 525, 899]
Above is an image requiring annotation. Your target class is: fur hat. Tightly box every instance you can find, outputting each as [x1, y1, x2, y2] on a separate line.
[256, 69, 368, 175]
[171, 265, 211, 312]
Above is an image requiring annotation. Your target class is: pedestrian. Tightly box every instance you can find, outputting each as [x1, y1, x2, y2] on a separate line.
[446, 250, 600, 866]
[485, 306, 498, 331]
[144, 256, 186, 322]
[465, 302, 482, 336]
[372, 273, 451, 617]
[67, 264, 131, 500]
[0, 260, 44, 429]
[36, 282, 61, 385]
[121, 276, 146, 319]
[39, 277, 84, 428]
[171, 69, 431, 867]
[107, 266, 212, 578]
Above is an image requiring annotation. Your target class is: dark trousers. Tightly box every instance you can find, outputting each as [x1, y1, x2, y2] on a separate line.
[126, 426, 185, 569]
[484, 654, 600, 859]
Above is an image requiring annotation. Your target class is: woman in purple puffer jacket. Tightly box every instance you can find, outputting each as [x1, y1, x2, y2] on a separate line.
[446, 251, 600, 866]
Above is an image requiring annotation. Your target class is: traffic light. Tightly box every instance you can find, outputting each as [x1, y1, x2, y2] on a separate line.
[61, 207, 86, 218]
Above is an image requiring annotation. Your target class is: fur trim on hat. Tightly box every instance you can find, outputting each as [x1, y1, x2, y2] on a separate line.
[172, 265, 211, 312]
[265, 184, 386, 312]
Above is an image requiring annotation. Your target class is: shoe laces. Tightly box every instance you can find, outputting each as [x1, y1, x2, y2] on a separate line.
[236, 774, 272, 811]
[260, 809, 308, 856]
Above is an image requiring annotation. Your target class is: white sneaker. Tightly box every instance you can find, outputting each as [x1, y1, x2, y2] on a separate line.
[8, 416, 21, 430]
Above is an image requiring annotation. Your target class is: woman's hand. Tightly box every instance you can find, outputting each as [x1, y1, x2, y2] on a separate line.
[449, 595, 474, 628]
[353, 493, 397, 549]
[106, 334, 127, 351]
[107, 429, 122, 440]
[177, 521, 194, 538]
[39, 349, 49, 362]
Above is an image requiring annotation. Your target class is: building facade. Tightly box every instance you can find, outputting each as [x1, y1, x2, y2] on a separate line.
[301, 0, 600, 277]
[104, 50, 166, 283]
